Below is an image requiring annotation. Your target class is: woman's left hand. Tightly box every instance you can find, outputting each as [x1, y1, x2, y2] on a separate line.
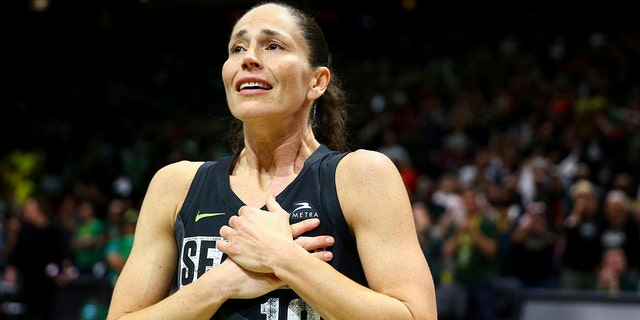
[218, 195, 333, 273]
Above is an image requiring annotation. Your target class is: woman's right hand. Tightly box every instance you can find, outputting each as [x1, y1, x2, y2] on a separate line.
[219, 196, 334, 274]
[218, 216, 334, 299]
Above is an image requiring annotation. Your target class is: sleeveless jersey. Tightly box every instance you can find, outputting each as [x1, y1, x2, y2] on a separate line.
[174, 145, 367, 320]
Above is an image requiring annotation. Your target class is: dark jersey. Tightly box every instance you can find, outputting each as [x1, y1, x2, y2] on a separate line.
[174, 145, 367, 320]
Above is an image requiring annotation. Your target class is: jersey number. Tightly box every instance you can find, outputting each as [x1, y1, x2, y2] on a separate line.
[260, 298, 320, 320]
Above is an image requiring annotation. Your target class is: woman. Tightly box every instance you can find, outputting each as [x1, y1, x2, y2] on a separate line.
[107, 2, 436, 319]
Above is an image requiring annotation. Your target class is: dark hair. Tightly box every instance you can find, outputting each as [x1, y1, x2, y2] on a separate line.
[226, 1, 350, 153]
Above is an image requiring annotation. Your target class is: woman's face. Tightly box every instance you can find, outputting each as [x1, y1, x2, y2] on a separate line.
[222, 4, 318, 125]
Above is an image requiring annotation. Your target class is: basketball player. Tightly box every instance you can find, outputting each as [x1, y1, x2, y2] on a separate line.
[107, 2, 437, 319]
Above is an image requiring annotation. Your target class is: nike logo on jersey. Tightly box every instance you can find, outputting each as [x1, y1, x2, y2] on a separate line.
[194, 211, 225, 222]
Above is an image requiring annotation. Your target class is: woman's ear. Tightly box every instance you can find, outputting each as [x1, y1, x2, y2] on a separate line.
[307, 66, 330, 101]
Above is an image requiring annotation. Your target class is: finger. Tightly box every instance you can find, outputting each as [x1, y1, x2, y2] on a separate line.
[294, 235, 334, 252]
[219, 225, 233, 239]
[310, 250, 333, 262]
[218, 226, 232, 254]
[227, 215, 238, 228]
[291, 218, 320, 238]
[237, 205, 255, 216]
[294, 236, 333, 262]
[265, 194, 287, 214]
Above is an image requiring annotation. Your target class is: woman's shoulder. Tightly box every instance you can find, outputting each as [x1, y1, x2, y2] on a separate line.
[339, 149, 399, 175]
[140, 161, 209, 221]
[155, 160, 206, 179]
[336, 149, 403, 193]
[148, 160, 207, 193]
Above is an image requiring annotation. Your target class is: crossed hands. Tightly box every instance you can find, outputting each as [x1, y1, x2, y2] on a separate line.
[215, 195, 334, 298]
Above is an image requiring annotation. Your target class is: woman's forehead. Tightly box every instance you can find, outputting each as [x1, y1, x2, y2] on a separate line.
[233, 4, 296, 34]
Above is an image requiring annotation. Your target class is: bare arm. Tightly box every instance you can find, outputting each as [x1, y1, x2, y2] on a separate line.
[107, 161, 227, 319]
[108, 161, 333, 320]
[329, 150, 437, 319]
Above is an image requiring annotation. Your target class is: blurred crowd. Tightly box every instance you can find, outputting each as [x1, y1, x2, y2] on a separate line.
[1, 1, 640, 319]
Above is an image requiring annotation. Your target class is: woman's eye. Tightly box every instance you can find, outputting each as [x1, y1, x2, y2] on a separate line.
[231, 45, 245, 54]
[267, 42, 282, 50]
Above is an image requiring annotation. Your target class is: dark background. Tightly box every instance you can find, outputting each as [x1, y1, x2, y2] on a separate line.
[1, 0, 637, 201]
[2, 0, 634, 143]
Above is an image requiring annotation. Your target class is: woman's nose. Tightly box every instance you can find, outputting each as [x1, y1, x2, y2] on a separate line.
[242, 47, 262, 70]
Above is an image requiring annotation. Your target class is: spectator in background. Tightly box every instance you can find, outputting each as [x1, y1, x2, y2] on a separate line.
[378, 129, 412, 169]
[516, 151, 554, 207]
[0, 213, 22, 315]
[104, 208, 138, 287]
[509, 201, 560, 288]
[442, 187, 500, 320]
[596, 247, 640, 294]
[458, 149, 492, 189]
[432, 172, 465, 224]
[412, 200, 445, 286]
[378, 129, 419, 196]
[600, 190, 640, 272]
[483, 174, 521, 275]
[559, 178, 604, 290]
[610, 172, 635, 199]
[1, 215, 21, 270]
[103, 197, 131, 243]
[70, 200, 105, 277]
[5, 195, 75, 320]
[53, 193, 78, 248]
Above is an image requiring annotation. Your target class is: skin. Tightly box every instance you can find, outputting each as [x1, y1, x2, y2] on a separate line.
[107, 3, 436, 320]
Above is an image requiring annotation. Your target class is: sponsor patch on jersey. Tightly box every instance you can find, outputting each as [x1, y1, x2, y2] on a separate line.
[289, 201, 319, 220]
